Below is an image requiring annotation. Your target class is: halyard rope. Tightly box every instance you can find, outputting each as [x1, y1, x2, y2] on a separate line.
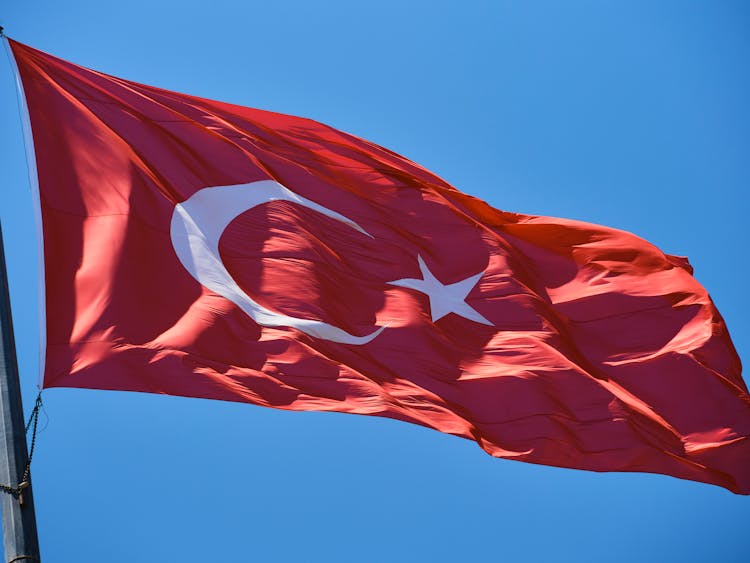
[0, 393, 43, 497]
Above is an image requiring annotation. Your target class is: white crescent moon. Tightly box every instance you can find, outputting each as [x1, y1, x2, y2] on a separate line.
[170, 180, 385, 345]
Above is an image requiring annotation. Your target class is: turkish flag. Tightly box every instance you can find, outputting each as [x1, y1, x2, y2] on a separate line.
[9, 39, 749, 493]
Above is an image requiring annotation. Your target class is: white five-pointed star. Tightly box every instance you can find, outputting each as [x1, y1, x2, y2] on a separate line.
[388, 255, 493, 326]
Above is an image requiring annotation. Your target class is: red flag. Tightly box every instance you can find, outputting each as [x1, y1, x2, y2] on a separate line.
[9, 39, 749, 493]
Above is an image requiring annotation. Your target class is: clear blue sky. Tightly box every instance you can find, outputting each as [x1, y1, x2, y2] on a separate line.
[1, 2, 748, 561]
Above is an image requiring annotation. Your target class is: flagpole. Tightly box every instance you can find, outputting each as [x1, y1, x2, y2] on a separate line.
[0, 220, 40, 562]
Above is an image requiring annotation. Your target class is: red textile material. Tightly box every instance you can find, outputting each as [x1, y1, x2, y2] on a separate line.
[10, 39, 748, 493]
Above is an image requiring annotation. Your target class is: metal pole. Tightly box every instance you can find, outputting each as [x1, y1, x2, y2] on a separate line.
[0, 221, 40, 562]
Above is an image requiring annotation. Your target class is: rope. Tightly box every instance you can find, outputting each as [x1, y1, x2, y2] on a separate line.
[0, 392, 43, 497]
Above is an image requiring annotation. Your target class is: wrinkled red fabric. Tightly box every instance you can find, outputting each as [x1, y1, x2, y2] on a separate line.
[10, 39, 748, 493]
